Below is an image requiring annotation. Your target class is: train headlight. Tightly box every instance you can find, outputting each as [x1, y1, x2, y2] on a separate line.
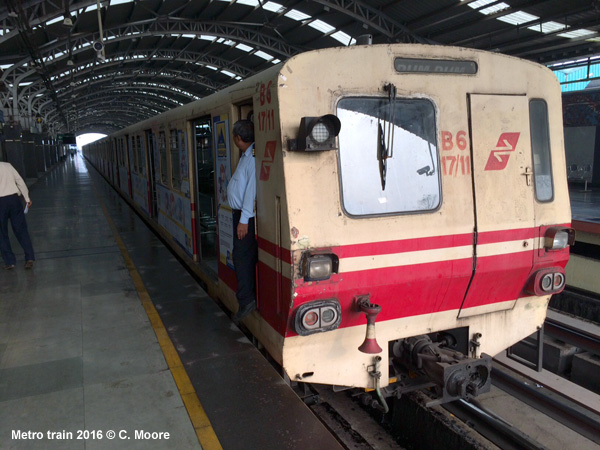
[302, 252, 339, 282]
[288, 115, 341, 151]
[544, 227, 575, 250]
[295, 300, 342, 336]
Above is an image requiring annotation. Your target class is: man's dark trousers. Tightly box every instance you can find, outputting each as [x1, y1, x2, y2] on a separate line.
[232, 209, 257, 309]
[0, 194, 35, 266]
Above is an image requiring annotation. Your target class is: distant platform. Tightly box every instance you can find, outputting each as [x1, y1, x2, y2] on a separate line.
[570, 186, 600, 234]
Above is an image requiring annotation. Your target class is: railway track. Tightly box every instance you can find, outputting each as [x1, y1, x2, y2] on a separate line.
[303, 309, 600, 450]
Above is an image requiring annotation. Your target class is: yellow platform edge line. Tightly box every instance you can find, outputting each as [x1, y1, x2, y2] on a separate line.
[95, 187, 223, 450]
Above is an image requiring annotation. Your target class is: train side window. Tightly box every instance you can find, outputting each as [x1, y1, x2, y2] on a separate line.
[158, 131, 168, 185]
[131, 136, 138, 173]
[136, 135, 145, 176]
[170, 129, 183, 190]
[337, 97, 440, 216]
[529, 99, 553, 202]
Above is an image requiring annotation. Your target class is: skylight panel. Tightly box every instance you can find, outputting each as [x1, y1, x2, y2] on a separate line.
[285, 9, 310, 21]
[479, 3, 510, 15]
[236, 43, 253, 52]
[182, 34, 195, 39]
[237, 0, 259, 5]
[528, 21, 565, 34]
[110, 0, 133, 5]
[254, 50, 274, 60]
[221, 70, 236, 78]
[263, 2, 284, 13]
[309, 20, 335, 34]
[331, 31, 355, 45]
[464, 0, 496, 8]
[271, 58, 281, 64]
[1, 64, 12, 70]
[199, 35, 216, 42]
[558, 29, 595, 39]
[85, 4, 98, 13]
[496, 11, 538, 26]
[46, 16, 63, 26]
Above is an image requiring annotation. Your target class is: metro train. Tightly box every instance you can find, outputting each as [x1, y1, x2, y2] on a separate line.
[83, 43, 573, 407]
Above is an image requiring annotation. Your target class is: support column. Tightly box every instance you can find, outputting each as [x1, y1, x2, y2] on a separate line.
[22, 130, 38, 179]
[34, 133, 46, 172]
[4, 124, 26, 179]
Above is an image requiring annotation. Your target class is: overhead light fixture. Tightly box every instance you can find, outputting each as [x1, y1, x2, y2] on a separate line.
[63, 16, 73, 26]
[8, 11, 18, 18]
[67, 59, 74, 66]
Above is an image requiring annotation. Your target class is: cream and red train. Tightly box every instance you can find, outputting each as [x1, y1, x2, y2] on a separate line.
[84, 43, 573, 405]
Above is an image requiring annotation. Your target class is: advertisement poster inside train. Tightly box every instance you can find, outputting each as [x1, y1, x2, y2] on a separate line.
[214, 115, 234, 269]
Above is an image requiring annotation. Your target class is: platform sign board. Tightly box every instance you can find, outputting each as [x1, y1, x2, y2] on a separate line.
[58, 133, 76, 144]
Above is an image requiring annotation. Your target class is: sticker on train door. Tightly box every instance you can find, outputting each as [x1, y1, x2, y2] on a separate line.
[484, 132, 520, 171]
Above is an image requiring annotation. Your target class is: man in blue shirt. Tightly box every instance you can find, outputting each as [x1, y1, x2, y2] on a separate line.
[227, 120, 257, 322]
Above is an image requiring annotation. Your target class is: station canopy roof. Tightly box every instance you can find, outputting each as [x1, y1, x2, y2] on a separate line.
[1, 0, 599, 135]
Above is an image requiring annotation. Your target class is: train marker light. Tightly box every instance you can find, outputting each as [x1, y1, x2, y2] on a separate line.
[524, 267, 566, 296]
[543, 227, 575, 250]
[302, 252, 339, 282]
[288, 115, 341, 151]
[294, 300, 342, 336]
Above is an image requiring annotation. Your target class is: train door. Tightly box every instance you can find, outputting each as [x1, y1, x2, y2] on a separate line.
[125, 134, 133, 198]
[192, 116, 217, 271]
[458, 94, 535, 318]
[145, 129, 157, 218]
[112, 138, 119, 188]
[233, 103, 259, 303]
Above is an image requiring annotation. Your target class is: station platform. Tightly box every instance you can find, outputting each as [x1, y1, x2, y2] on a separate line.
[0, 155, 341, 450]
[570, 186, 600, 233]
[565, 185, 600, 297]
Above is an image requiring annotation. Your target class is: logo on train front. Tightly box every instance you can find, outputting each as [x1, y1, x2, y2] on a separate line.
[260, 141, 277, 181]
[484, 132, 520, 171]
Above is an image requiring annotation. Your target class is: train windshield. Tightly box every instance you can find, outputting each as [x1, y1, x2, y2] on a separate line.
[337, 97, 440, 216]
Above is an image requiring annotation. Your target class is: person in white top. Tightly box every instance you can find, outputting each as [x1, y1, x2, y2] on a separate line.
[227, 120, 257, 322]
[0, 162, 35, 269]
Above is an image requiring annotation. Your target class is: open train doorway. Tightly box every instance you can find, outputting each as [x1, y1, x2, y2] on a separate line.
[193, 116, 218, 273]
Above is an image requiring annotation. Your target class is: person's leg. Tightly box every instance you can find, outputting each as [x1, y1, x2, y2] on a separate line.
[7, 195, 35, 263]
[232, 212, 257, 310]
[0, 196, 16, 266]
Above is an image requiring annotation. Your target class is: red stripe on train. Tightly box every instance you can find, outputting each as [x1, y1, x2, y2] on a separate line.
[257, 227, 548, 263]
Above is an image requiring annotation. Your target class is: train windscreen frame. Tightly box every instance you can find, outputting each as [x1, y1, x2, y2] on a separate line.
[337, 96, 441, 217]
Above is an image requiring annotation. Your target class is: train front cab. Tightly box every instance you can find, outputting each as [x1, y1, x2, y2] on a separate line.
[250, 45, 573, 403]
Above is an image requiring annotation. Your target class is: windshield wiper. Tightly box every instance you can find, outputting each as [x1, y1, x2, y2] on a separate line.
[378, 123, 388, 190]
[377, 83, 397, 191]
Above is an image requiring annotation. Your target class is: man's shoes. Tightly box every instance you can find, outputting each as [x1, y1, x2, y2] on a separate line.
[233, 302, 256, 323]
[3, 264, 15, 270]
[24, 260, 34, 270]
